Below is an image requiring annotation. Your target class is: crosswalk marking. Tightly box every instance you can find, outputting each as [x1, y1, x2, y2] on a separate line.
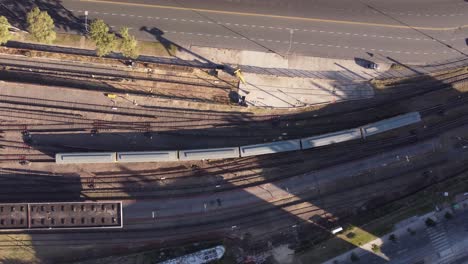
[426, 225, 454, 262]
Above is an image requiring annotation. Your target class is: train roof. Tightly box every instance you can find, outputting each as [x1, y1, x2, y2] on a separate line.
[55, 152, 116, 164]
[179, 147, 240, 160]
[361, 112, 421, 137]
[240, 140, 301, 157]
[117, 151, 178, 162]
[301, 128, 361, 149]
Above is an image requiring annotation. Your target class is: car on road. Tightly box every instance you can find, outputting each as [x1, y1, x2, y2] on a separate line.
[365, 62, 379, 70]
[354, 58, 380, 70]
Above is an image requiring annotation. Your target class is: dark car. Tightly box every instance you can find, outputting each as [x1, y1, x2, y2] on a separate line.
[365, 62, 379, 70]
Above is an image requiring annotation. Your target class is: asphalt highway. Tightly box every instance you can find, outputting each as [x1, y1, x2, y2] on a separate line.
[59, 0, 468, 64]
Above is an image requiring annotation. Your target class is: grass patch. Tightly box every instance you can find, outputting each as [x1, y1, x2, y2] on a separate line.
[11, 31, 177, 57]
[389, 63, 405, 71]
[337, 226, 377, 247]
[54, 33, 84, 47]
[138, 40, 177, 57]
[296, 226, 378, 264]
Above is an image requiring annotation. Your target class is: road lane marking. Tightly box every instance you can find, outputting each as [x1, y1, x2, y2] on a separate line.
[79, 0, 468, 31]
[147, 28, 462, 56]
[80, 10, 462, 42]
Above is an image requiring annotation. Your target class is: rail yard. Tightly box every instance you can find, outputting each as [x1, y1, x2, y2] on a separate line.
[1, 1, 468, 263]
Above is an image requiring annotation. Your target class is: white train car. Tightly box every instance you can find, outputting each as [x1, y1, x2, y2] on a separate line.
[117, 151, 178, 163]
[55, 152, 116, 164]
[179, 147, 240, 161]
[54, 112, 422, 164]
[301, 128, 362, 149]
[240, 140, 301, 157]
[361, 112, 421, 138]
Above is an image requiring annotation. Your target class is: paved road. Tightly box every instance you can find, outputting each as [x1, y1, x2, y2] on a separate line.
[47, 0, 468, 64]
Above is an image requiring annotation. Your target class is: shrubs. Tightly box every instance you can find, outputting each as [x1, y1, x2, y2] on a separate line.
[371, 244, 380, 253]
[119, 26, 139, 59]
[425, 218, 437, 227]
[444, 212, 453, 220]
[88, 19, 116, 57]
[89, 20, 140, 58]
[27, 7, 56, 44]
[346, 232, 356, 239]
[0, 16, 12, 45]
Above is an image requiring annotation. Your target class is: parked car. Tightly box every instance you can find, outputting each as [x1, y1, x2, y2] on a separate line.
[366, 62, 379, 69]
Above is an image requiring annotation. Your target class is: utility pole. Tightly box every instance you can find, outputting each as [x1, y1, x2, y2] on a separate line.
[84, 11, 88, 33]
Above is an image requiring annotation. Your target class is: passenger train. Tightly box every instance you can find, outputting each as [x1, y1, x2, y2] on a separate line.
[56, 112, 421, 164]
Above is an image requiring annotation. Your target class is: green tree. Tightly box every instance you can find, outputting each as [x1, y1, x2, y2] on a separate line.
[89, 19, 116, 57]
[350, 252, 359, 262]
[371, 244, 380, 253]
[0, 16, 11, 45]
[444, 212, 453, 220]
[119, 26, 139, 59]
[26, 7, 56, 44]
[425, 218, 437, 227]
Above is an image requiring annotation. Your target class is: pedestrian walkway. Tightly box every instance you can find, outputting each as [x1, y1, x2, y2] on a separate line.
[238, 73, 374, 108]
[180, 47, 382, 108]
[426, 225, 454, 263]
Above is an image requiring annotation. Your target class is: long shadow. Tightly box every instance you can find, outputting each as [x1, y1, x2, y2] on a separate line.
[140, 26, 219, 69]
[0, 0, 82, 33]
[4, 40, 213, 69]
[0, 65, 232, 104]
[334, 63, 366, 80]
[2, 58, 468, 263]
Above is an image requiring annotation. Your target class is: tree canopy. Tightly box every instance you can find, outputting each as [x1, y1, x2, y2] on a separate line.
[27, 7, 56, 44]
[119, 27, 139, 59]
[89, 19, 116, 57]
[0, 16, 12, 45]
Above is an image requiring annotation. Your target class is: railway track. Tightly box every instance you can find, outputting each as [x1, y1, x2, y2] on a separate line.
[0, 120, 465, 252]
[0, 94, 465, 198]
[0, 70, 466, 139]
[0, 55, 236, 90]
[0, 109, 457, 200]
[0, 156, 463, 252]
